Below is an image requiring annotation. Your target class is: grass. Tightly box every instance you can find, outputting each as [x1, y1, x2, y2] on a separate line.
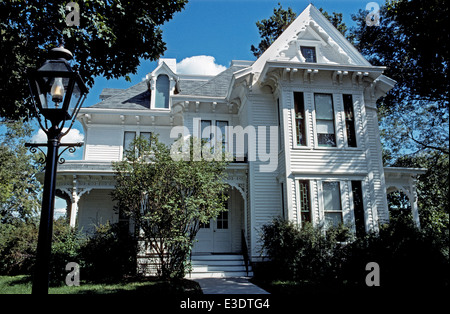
[0, 275, 202, 295]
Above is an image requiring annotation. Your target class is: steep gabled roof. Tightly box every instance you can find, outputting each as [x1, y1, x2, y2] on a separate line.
[252, 4, 371, 73]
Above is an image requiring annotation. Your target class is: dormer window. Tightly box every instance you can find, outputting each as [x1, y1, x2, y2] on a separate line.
[300, 46, 317, 63]
[155, 74, 170, 109]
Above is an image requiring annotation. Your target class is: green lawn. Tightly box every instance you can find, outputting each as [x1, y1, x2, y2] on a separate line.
[0, 275, 202, 295]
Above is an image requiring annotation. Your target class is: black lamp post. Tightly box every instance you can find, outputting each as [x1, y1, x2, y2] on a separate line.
[26, 46, 88, 294]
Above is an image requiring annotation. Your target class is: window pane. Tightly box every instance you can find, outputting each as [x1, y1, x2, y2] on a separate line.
[155, 75, 170, 108]
[294, 92, 306, 146]
[325, 212, 343, 226]
[315, 94, 336, 147]
[216, 121, 228, 151]
[343, 94, 357, 147]
[323, 182, 341, 211]
[123, 131, 136, 151]
[201, 120, 212, 143]
[301, 46, 317, 63]
[352, 181, 365, 237]
[299, 180, 311, 226]
[316, 120, 335, 134]
[315, 94, 334, 119]
[317, 133, 336, 147]
[140, 132, 151, 143]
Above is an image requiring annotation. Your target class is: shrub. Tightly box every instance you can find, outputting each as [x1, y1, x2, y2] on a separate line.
[260, 214, 449, 289]
[0, 220, 38, 275]
[79, 222, 138, 282]
[49, 218, 86, 286]
[260, 217, 352, 284]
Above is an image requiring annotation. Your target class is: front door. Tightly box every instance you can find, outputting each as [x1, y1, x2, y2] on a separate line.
[193, 208, 232, 253]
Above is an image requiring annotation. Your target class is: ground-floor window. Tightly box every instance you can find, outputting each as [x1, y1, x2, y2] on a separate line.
[298, 180, 311, 226]
[322, 181, 342, 227]
[351, 180, 365, 237]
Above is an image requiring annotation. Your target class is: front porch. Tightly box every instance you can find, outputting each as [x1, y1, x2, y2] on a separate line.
[384, 167, 427, 227]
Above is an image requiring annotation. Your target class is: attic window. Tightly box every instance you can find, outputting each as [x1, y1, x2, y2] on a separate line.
[301, 46, 317, 63]
[155, 74, 170, 109]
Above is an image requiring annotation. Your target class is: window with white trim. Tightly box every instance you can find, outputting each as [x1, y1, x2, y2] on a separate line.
[314, 93, 336, 147]
[343, 94, 357, 147]
[199, 119, 228, 153]
[155, 74, 170, 109]
[294, 92, 307, 146]
[322, 181, 342, 226]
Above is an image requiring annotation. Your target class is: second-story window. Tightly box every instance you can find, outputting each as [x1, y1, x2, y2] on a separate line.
[123, 131, 136, 156]
[294, 92, 306, 146]
[343, 94, 357, 147]
[155, 74, 170, 109]
[315, 93, 336, 147]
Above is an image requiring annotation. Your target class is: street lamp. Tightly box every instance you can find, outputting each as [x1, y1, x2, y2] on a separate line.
[26, 45, 88, 294]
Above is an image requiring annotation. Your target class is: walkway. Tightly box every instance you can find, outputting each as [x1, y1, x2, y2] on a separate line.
[193, 277, 270, 294]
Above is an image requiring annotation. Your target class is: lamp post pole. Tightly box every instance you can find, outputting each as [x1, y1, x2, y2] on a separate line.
[32, 126, 61, 294]
[26, 45, 88, 294]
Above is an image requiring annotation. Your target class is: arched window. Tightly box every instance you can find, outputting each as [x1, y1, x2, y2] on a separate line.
[155, 74, 170, 108]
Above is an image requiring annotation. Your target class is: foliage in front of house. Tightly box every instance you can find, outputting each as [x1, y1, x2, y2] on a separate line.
[258, 214, 449, 289]
[112, 135, 229, 279]
[0, 219, 137, 285]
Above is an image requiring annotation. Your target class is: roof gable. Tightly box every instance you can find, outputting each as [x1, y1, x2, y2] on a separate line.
[252, 4, 370, 73]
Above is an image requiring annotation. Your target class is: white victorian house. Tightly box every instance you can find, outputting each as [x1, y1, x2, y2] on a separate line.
[55, 5, 425, 277]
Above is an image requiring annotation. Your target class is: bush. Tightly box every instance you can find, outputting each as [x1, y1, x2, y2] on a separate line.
[49, 218, 86, 286]
[259, 214, 449, 289]
[79, 222, 138, 283]
[0, 220, 38, 275]
[259, 217, 352, 284]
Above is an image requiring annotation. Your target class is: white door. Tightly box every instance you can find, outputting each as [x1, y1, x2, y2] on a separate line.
[193, 209, 232, 253]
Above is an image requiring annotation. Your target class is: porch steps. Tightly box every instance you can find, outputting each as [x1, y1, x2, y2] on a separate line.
[187, 254, 253, 278]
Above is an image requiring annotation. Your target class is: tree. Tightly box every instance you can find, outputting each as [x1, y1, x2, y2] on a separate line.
[350, 0, 449, 158]
[0, 0, 188, 120]
[250, 3, 297, 58]
[350, 0, 449, 230]
[0, 120, 41, 224]
[112, 135, 229, 279]
[250, 4, 351, 58]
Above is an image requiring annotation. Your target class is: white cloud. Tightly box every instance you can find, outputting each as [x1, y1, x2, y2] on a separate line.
[31, 128, 84, 144]
[176, 55, 227, 75]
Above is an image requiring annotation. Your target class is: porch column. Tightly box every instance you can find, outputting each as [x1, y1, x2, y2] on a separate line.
[408, 178, 421, 229]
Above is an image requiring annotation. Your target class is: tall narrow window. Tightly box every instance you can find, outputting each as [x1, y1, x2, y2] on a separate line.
[299, 180, 311, 226]
[200, 120, 212, 147]
[300, 46, 317, 63]
[294, 92, 306, 146]
[155, 74, 170, 108]
[281, 183, 285, 219]
[343, 94, 357, 147]
[322, 181, 342, 226]
[277, 99, 282, 151]
[123, 131, 136, 158]
[315, 93, 336, 147]
[139, 132, 152, 143]
[351, 181, 365, 237]
[216, 120, 228, 153]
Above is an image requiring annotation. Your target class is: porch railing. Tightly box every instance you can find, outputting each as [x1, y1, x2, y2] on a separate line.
[241, 229, 250, 276]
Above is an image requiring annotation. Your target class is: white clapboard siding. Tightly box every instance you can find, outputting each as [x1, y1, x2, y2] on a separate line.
[85, 127, 122, 161]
